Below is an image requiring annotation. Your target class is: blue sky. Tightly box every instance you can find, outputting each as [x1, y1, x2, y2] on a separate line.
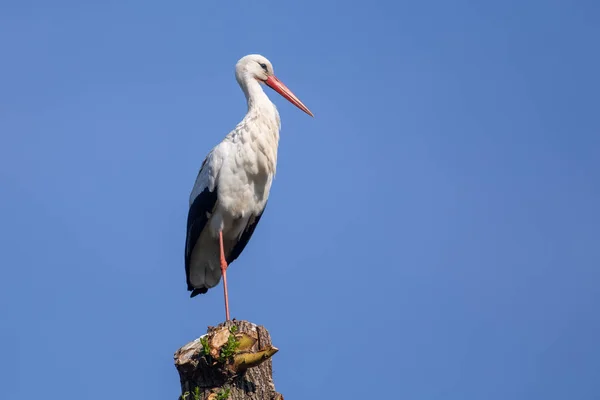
[1, 0, 599, 398]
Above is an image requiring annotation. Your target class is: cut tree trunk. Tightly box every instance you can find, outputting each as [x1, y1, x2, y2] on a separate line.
[174, 320, 283, 400]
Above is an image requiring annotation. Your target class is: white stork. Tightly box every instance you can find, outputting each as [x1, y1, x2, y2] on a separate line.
[184, 54, 313, 321]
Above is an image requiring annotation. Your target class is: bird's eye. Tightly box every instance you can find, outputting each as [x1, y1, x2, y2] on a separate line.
[259, 63, 268, 71]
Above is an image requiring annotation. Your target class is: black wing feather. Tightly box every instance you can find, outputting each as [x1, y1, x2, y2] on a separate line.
[227, 204, 267, 265]
[185, 186, 218, 294]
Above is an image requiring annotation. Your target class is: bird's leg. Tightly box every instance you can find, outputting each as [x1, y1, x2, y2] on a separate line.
[219, 231, 231, 321]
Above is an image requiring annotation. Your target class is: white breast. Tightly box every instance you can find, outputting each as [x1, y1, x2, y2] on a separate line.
[208, 104, 280, 239]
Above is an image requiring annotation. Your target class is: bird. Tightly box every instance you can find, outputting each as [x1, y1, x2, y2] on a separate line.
[184, 54, 313, 321]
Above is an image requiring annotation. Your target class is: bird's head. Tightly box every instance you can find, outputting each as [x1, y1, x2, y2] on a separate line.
[235, 54, 313, 117]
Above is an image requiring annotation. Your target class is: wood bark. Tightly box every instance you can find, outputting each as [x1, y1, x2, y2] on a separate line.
[174, 320, 283, 400]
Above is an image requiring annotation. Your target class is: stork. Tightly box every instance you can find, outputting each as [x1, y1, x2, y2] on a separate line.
[184, 54, 313, 321]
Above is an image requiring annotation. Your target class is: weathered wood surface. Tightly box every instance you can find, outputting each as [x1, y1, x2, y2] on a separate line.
[174, 320, 283, 400]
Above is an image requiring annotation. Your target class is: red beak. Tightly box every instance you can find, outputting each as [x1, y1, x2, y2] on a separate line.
[265, 76, 313, 117]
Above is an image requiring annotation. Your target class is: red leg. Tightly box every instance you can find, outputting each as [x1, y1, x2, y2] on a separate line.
[219, 231, 230, 321]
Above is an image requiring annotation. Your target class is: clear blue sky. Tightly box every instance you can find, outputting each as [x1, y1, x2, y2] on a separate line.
[1, 0, 599, 399]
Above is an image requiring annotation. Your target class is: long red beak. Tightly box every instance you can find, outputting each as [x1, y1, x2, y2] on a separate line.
[265, 76, 313, 117]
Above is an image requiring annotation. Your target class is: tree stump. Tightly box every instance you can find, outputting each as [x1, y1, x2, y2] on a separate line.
[174, 320, 283, 400]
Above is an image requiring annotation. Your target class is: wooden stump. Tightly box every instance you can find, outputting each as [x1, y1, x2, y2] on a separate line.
[174, 320, 283, 400]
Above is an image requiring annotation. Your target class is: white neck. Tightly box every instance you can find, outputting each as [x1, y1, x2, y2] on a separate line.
[242, 78, 269, 109]
[238, 74, 280, 124]
[233, 74, 281, 175]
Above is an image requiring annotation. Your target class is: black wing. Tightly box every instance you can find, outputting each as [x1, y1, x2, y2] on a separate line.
[185, 186, 218, 295]
[226, 204, 267, 265]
